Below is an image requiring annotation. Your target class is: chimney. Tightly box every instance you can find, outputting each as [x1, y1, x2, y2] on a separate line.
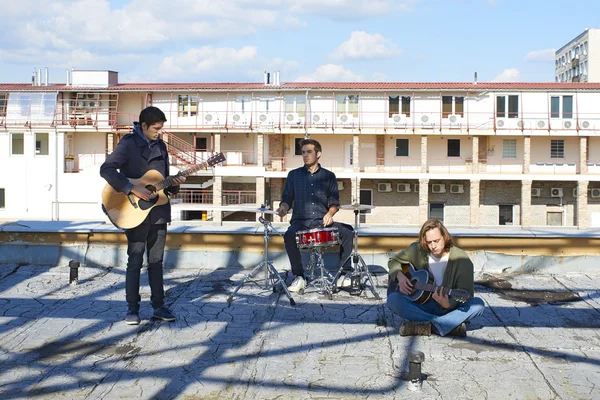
[32, 68, 36, 86]
[263, 69, 268, 85]
[36, 68, 42, 86]
[44, 67, 49, 86]
[473, 72, 478, 85]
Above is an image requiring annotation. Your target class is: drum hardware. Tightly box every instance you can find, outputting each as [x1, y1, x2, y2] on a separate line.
[227, 207, 295, 306]
[296, 227, 339, 299]
[332, 203, 381, 299]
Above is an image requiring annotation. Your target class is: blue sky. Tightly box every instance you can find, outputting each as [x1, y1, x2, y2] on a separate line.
[0, 0, 598, 84]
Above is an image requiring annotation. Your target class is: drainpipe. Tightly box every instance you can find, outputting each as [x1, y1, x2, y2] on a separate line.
[305, 89, 309, 138]
[54, 128, 59, 220]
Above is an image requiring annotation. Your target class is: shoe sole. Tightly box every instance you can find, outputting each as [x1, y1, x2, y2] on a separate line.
[153, 316, 176, 322]
[125, 320, 140, 325]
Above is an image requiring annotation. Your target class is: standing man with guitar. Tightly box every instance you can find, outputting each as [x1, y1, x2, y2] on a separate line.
[387, 219, 485, 337]
[100, 106, 185, 325]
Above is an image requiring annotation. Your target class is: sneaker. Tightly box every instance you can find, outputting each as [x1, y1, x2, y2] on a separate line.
[288, 276, 306, 293]
[153, 306, 176, 322]
[125, 311, 140, 325]
[399, 321, 432, 336]
[447, 322, 467, 338]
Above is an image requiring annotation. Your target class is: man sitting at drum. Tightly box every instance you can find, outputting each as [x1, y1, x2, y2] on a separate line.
[276, 139, 354, 293]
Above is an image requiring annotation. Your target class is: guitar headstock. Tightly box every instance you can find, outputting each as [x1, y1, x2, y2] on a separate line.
[207, 152, 226, 167]
[451, 289, 471, 303]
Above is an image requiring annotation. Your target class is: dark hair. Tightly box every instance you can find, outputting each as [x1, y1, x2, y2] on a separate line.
[418, 219, 454, 252]
[139, 106, 167, 126]
[299, 138, 322, 153]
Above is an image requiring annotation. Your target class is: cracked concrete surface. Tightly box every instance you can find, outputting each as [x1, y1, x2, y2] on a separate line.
[0, 263, 599, 399]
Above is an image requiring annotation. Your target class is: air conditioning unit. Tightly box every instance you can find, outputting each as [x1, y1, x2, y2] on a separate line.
[337, 113, 354, 126]
[532, 188, 541, 197]
[551, 187, 563, 197]
[391, 114, 407, 126]
[496, 119, 505, 128]
[580, 120, 592, 129]
[536, 120, 547, 129]
[420, 114, 434, 125]
[76, 100, 87, 108]
[204, 112, 219, 125]
[591, 188, 600, 198]
[397, 183, 411, 193]
[431, 184, 446, 193]
[258, 113, 273, 126]
[337, 181, 344, 190]
[573, 188, 578, 197]
[413, 183, 419, 192]
[450, 184, 464, 194]
[231, 113, 248, 127]
[563, 120, 574, 129]
[285, 112, 302, 125]
[448, 114, 462, 125]
[88, 100, 102, 108]
[517, 120, 525, 129]
[311, 113, 328, 125]
[86, 93, 95, 99]
[378, 183, 392, 192]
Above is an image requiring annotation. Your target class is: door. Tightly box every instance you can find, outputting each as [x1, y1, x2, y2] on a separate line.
[344, 141, 353, 171]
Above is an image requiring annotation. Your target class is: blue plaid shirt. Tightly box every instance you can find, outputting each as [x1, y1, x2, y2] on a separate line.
[280, 164, 340, 224]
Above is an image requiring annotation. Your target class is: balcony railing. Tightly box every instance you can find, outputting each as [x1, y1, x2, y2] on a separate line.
[222, 191, 256, 205]
[171, 190, 213, 204]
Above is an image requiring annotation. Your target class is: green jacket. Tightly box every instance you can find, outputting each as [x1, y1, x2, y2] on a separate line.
[388, 241, 475, 310]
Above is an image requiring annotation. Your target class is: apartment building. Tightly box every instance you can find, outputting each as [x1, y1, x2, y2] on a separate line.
[2, 70, 600, 228]
[555, 28, 600, 82]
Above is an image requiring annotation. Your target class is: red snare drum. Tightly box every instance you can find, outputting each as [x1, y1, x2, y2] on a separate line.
[296, 227, 339, 249]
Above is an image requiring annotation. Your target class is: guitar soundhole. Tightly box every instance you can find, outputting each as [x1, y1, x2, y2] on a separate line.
[138, 196, 159, 210]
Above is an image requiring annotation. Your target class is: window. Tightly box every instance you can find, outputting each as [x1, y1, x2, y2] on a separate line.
[502, 139, 517, 159]
[551, 97, 560, 118]
[178, 95, 198, 117]
[0, 94, 6, 117]
[285, 95, 306, 117]
[496, 95, 519, 118]
[336, 94, 359, 117]
[294, 138, 303, 156]
[396, 139, 409, 157]
[562, 95, 573, 119]
[389, 96, 399, 117]
[195, 137, 207, 151]
[442, 96, 464, 118]
[550, 139, 564, 159]
[11, 133, 24, 155]
[35, 133, 49, 155]
[359, 189, 373, 215]
[0, 188, 4, 209]
[401, 96, 411, 117]
[429, 203, 444, 222]
[499, 205, 513, 225]
[442, 96, 452, 118]
[547, 212, 563, 226]
[447, 139, 460, 157]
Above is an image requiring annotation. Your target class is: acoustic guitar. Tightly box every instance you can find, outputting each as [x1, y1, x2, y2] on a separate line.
[101, 152, 225, 229]
[398, 263, 471, 304]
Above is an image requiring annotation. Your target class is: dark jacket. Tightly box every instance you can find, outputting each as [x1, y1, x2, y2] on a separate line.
[100, 123, 179, 225]
[388, 241, 475, 310]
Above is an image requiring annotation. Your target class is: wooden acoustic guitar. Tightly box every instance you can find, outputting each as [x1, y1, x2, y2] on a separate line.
[399, 263, 471, 304]
[102, 152, 225, 229]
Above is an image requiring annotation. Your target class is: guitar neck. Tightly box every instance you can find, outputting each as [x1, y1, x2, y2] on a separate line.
[153, 162, 207, 191]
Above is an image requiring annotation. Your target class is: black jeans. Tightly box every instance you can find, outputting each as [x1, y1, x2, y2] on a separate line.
[283, 220, 353, 277]
[124, 219, 167, 311]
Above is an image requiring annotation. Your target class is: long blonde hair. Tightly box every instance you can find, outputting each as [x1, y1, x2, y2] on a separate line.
[418, 219, 454, 252]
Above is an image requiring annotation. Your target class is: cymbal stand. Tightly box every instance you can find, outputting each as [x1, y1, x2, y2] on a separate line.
[332, 209, 381, 299]
[227, 216, 296, 306]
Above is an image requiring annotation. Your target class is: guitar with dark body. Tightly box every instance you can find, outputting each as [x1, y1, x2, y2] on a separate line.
[398, 263, 471, 304]
[102, 152, 225, 229]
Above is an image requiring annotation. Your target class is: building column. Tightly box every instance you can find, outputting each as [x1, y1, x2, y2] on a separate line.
[353, 134, 360, 173]
[420, 136, 428, 173]
[579, 137, 588, 174]
[419, 178, 429, 224]
[257, 133, 264, 167]
[577, 180, 589, 229]
[470, 180, 480, 227]
[523, 136, 531, 174]
[213, 176, 223, 223]
[352, 177, 361, 204]
[256, 177, 265, 222]
[471, 136, 479, 173]
[521, 180, 532, 228]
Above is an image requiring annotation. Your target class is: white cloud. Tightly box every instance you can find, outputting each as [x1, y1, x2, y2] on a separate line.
[289, 0, 418, 20]
[492, 68, 520, 82]
[295, 64, 363, 82]
[525, 49, 556, 62]
[157, 46, 259, 78]
[330, 31, 400, 61]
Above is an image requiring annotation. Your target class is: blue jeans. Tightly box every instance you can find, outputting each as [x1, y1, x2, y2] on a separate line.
[387, 292, 485, 336]
[124, 219, 167, 311]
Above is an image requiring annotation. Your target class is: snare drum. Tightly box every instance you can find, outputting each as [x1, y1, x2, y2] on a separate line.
[296, 227, 339, 249]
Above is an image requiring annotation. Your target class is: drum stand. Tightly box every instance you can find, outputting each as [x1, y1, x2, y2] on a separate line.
[332, 210, 381, 300]
[303, 246, 334, 299]
[227, 217, 296, 306]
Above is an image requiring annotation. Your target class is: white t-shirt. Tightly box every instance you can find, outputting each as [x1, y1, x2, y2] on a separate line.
[428, 253, 449, 286]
